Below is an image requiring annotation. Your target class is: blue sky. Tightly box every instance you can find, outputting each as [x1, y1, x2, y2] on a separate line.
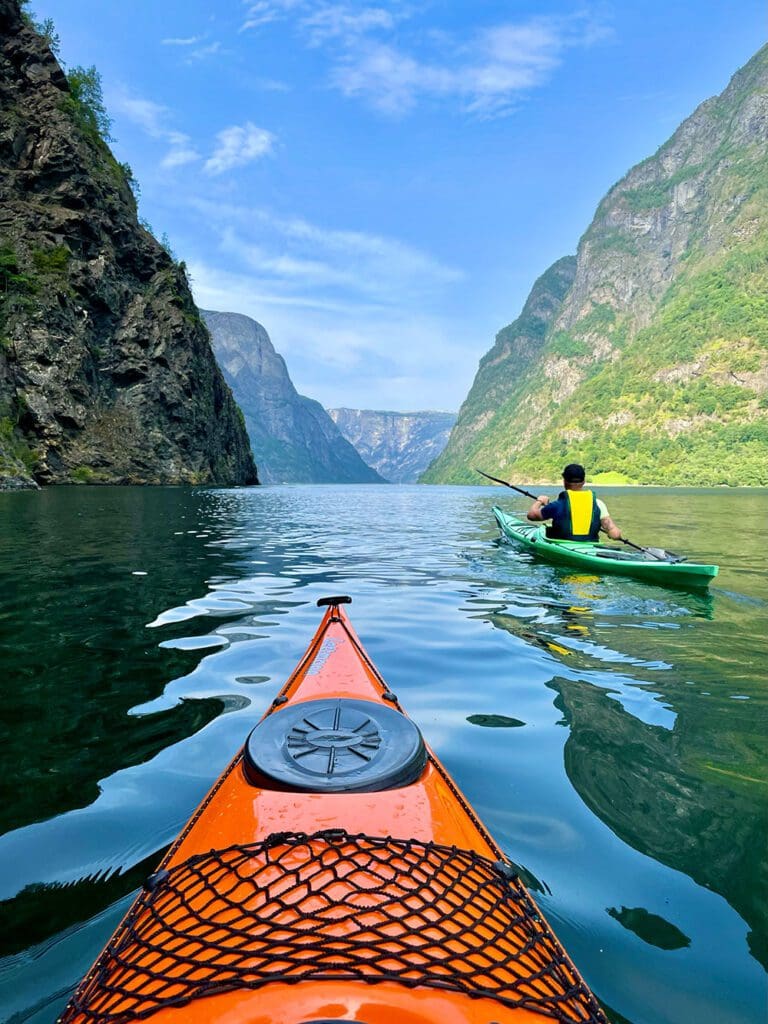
[32, 0, 766, 411]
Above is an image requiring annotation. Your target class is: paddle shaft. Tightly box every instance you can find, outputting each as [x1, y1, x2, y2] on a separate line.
[477, 468, 669, 561]
[475, 469, 539, 501]
[620, 537, 666, 561]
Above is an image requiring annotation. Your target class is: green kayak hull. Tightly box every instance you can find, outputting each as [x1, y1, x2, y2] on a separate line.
[492, 507, 719, 589]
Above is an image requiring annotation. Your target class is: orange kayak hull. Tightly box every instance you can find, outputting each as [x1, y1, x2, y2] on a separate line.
[59, 600, 606, 1024]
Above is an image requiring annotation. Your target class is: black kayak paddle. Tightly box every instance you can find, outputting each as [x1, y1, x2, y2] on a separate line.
[475, 468, 539, 501]
[476, 468, 683, 564]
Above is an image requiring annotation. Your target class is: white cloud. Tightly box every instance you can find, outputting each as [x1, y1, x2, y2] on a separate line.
[204, 123, 276, 174]
[241, 0, 304, 32]
[239, 3, 610, 118]
[112, 94, 168, 135]
[186, 40, 224, 62]
[333, 16, 603, 117]
[160, 132, 200, 169]
[301, 5, 395, 46]
[161, 35, 204, 46]
[110, 91, 202, 169]
[110, 93, 276, 176]
[331, 44, 452, 115]
[241, 0, 401, 41]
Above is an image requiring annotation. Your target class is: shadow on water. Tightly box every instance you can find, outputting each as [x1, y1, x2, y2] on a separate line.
[0, 488, 244, 836]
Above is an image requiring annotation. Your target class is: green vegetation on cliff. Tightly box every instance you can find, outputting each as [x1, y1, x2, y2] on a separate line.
[424, 45, 768, 487]
[0, 0, 257, 487]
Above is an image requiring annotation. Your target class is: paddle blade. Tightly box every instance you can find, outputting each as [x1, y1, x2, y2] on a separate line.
[646, 547, 687, 564]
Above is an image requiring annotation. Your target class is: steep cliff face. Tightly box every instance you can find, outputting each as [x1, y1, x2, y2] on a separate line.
[421, 258, 576, 482]
[328, 408, 456, 483]
[426, 45, 768, 486]
[0, 0, 257, 488]
[203, 311, 383, 484]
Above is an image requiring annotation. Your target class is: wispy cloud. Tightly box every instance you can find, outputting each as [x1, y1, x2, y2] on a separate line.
[185, 40, 224, 62]
[109, 91, 202, 168]
[161, 132, 200, 169]
[161, 35, 205, 46]
[334, 14, 611, 117]
[239, 3, 610, 117]
[161, 33, 224, 62]
[241, 0, 305, 32]
[204, 123, 276, 175]
[189, 198, 462, 299]
[301, 5, 396, 46]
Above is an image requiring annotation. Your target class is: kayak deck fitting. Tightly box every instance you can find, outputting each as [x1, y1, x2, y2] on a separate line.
[59, 597, 607, 1024]
[493, 506, 719, 589]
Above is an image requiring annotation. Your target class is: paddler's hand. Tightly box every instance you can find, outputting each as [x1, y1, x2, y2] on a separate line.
[536, 495, 549, 505]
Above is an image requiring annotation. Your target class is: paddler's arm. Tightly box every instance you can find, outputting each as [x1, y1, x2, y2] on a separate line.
[527, 495, 551, 522]
[601, 514, 622, 540]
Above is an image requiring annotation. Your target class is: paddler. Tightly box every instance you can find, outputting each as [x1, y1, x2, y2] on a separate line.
[527, 463, 623, 541]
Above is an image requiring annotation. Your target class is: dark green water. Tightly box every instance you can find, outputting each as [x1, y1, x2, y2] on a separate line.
[0, 484, 765, 1024]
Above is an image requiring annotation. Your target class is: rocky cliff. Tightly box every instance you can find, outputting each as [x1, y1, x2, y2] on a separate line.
[0, 0, 257, 488]
[203, 311, 383, 484]
[328, 408, 456, 483]
[424, 45, 768, 486]
[421, 258, 575, 482]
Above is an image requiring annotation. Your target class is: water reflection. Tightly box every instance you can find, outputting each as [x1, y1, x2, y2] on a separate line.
[607, 907, 691, 951]
[0, 484, 766, 1024]
[552, 673, 768, 968]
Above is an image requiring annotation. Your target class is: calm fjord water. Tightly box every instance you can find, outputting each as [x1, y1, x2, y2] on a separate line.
[0, 484, 765, 1024]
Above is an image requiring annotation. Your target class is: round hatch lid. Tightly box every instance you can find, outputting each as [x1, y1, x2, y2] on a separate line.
[245, 698, 427, 793]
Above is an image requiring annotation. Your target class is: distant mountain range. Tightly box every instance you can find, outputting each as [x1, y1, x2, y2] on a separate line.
[424, 45, 768, 487]
[203, 311, 383, 485]
[328, 408, 456, 483]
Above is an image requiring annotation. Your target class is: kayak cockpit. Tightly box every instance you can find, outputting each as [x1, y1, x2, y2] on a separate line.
[244, 696, 428, 792]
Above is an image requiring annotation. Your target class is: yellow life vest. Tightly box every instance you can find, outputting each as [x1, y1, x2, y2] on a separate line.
[546, 490, 601, 541]
[568, 490, 597, 538]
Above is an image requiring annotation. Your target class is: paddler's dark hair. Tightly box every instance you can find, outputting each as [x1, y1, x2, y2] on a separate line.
[562, 463, 586, 482]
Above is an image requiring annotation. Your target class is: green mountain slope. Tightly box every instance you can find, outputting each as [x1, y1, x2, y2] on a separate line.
[424, 45, 768, 486]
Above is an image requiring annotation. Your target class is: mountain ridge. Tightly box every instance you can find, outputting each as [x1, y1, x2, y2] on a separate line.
[328, 408, 456, 483]
[203, 310, 384, 484]
[423, 45, 768, 487]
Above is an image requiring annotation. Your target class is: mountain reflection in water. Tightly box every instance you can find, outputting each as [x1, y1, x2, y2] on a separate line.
[0, 483, 765, 1024]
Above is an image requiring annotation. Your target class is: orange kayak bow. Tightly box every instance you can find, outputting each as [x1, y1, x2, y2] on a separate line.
[59, 597, 607, 1024]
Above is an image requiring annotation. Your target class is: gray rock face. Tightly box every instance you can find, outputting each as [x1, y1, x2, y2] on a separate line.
[420, 258, 576, 483]
[425, 44, 768, 486]
[328, 408, 456, 483]
[203, 311, 384, 484]
[0, 0, 257, 487]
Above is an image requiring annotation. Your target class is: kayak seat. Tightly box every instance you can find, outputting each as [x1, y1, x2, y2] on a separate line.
[244, 698, 428, 793]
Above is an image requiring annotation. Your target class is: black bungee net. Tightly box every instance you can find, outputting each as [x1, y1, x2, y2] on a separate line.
[59, 829, 607, 1024]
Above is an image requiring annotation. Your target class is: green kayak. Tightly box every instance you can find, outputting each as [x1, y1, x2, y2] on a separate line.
[492, 506, 719, 589]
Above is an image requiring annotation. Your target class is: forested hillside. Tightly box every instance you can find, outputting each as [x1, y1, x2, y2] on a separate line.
[424, 45, 768, 486]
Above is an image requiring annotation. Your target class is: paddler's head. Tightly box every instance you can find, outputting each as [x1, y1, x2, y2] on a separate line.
[562, 463, 586, 490]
